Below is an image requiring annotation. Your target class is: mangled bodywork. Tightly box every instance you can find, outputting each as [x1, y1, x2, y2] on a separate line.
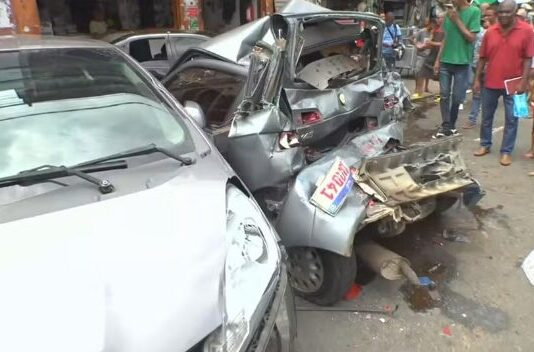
[166, 0, 478, 258]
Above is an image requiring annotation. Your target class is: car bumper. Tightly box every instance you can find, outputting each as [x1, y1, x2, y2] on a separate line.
[251, 264, 296, 352]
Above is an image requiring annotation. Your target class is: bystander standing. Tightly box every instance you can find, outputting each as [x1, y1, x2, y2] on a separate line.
[382, 12, 402, 71]
[473, 0, 534, 166]
[463, 5, 497, 129]
[411, 20, 433, 99]
[433, 0, 481, 138]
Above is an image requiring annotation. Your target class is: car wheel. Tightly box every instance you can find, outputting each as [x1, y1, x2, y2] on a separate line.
[287, 247, 357, 306]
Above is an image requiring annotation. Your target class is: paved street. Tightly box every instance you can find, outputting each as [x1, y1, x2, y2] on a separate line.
[295, 79, 534, 352]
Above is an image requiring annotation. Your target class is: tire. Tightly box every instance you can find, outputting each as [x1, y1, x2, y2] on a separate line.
[287, 247, 357, 306]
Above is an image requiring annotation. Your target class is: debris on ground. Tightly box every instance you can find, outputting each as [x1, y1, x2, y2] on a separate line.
[296, 304, 398, 315]
[521, 249, 534, 286]
[442, 229, 471, 243]
[441, 325, 453, 337]
[343, 284, 363, 301]
[418, 276, 436, 288]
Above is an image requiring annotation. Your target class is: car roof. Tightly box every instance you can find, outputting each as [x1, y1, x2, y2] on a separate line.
[0, 35, 113, 52]
[100, 29, 213, 44]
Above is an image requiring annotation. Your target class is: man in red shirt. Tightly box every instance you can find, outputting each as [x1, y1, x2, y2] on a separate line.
[473, 0, 534, 166]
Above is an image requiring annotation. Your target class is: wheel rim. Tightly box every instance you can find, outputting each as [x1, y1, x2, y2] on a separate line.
[287, 248, 325, 293]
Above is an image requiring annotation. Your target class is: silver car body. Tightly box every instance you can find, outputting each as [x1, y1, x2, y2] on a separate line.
[0, 36, 294, 352]
[105, 31, 210, 78]
[163, 0, 476, 257]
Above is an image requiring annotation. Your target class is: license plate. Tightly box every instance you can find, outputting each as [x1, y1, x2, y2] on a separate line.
[310, 158, 354, 216]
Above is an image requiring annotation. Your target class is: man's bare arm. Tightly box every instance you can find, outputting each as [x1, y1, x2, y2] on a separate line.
[519, 57, 532, 93]
[448, 8, 477, 43]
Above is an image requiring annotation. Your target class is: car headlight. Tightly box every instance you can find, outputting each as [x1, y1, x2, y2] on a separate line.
[203, 185, 281, 352]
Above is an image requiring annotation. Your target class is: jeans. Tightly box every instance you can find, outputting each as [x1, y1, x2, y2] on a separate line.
[480, 87, 517, 154]
[384, 54, 395, 72]
[468, 91, 482, 124]
[439, 63, 470, 131]
[467, 63, 475, 88]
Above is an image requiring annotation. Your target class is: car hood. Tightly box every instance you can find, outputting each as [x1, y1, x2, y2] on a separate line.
[0, 174, 228, 352]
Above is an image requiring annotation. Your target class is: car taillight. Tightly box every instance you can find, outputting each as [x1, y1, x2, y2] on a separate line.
[301, 111, 322, 125]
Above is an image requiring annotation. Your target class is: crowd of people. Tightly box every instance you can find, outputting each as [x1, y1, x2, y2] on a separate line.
[382, 0, 534, 175]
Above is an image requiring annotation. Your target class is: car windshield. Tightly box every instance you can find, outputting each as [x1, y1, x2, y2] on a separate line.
[0, 47, 194, 178]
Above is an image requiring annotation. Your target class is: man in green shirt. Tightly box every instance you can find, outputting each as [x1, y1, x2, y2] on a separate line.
[432, 0, 481, 138]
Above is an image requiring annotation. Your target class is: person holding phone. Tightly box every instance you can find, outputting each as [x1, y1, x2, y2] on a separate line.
[432, 0, 481, 138]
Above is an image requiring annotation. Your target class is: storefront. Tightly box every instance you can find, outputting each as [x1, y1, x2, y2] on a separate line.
[0, 0, 280, 36]
[319, 0, 435, 27]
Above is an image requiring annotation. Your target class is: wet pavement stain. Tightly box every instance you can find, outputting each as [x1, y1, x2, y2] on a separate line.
[470, 205, 512, 232]
[405, 285, 439, 312]
[440, 286, 509, 333]
[372, 210, 511, 332]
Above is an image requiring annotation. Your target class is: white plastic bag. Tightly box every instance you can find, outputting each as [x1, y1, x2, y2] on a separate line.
[522, 250, 534, 286]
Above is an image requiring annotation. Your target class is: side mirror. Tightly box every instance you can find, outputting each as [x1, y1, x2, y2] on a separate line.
[184, 100, 206, 129]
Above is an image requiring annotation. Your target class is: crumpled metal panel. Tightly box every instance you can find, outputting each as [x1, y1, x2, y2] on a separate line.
[197, 17, 271, 63]
[230, 106, 292, 136]
[284, 71, 384, 122]
[358, 136, 475, 205]
[384, 70, 412, 109]
[284, 71, 385, 144]
[226, 133, 305, 192]
[296, 55, 362, 90]
[275, 122, 403, 256]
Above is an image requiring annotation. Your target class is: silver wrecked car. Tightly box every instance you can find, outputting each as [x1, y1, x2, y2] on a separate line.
[0, 36, 294, 352]
[162, 0, 482, 305]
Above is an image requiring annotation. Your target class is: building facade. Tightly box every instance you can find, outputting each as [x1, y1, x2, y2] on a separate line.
[0, 0, 288, 36]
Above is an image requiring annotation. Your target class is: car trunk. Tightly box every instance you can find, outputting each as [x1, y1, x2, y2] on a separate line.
[282, 14, 385, 148]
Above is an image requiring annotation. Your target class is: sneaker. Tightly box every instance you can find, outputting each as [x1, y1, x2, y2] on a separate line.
[451, 129, 460, 136]
[432, 128, 453, 139]
[459, 104, 464, 110]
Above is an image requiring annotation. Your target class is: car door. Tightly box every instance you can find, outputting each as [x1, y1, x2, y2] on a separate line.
[164, 59, 248, 156]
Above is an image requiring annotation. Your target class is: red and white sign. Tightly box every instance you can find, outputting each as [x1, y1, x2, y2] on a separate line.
[310, 158, 354, 216]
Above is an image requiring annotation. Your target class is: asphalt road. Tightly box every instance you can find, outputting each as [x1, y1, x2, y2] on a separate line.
[294, 79, 534, 352]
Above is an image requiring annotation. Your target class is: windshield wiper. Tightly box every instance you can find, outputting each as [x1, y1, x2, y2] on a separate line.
[74, 143, 194, 168]
[0, 160, 127, 194]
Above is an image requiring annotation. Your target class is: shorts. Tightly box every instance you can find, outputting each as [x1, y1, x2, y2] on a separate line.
[414, 56, 424, 77]
[415, 56, 432, 78]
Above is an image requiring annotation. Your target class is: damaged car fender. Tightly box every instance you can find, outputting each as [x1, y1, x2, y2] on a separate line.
[276, 122, 403, 257]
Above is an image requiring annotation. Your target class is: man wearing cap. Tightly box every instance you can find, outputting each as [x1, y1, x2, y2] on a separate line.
[473, 0, 534, 166]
